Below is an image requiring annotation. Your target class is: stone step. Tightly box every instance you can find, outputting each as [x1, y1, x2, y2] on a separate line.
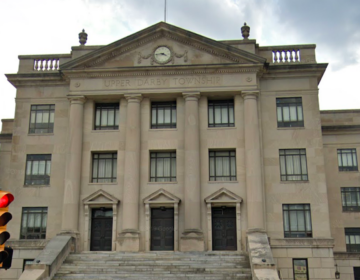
[57, 267, 251, 273]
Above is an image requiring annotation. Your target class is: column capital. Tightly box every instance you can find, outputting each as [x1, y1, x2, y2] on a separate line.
[125, 94, 142, 103]
[183, 91, 200, 101]
[68, 96, 86, 104]
[242, 90, 259, 100]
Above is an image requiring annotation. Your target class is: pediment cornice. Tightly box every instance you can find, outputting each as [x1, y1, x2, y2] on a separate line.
[60, 22, 266, 71]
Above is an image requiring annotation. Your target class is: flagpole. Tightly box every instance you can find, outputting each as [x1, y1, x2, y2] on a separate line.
[164, 0, 167, 22]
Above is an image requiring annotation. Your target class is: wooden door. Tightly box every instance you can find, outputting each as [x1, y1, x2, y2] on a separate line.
[151, 208, 174, 251]
[90, 208, 113, 251]
[212, 207, 237, 250]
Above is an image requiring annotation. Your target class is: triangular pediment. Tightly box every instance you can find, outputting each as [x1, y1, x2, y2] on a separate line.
[83, 189, 119, 205]
[205, 188, 243, 204]
[61, 22, 266, 71]
[143, 188, 181, 204]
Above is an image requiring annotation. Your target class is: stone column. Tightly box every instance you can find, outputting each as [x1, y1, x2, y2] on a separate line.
[242, 90, 265, 231]
[181, 92, 204, 251]
[61, 96, 86, 244]
[119, 94, 142, 251]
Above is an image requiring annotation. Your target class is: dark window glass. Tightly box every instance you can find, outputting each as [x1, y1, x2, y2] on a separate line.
[341, 187, 360, 212]
[92, 153, 117, 183]
[354, 267, 360, 280]
[293, 259, 309, 280]
[279, 149, 308, 181]
[29, 105, 55, 134]
[345, 228, 360, 252]
[208, 100, 235, 127]
[94, 103, 119, 130]
[20, 207, 47, 239]
[276, 97, 304, 127]
[150, 152, 176, 182]
[25, 154, 51, 185]
[151, 102, 176, 129]
[23, 259, 34, 271]
[209, 150, 236, 181]
[283, 204, 312, 238]
[338, 149, 358, 171]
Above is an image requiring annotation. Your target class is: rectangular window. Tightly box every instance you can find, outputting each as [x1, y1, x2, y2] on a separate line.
[25, 154, 51, 185]
[209, 150, 236, 181]
[341, 187, 360, 212]
[151, 102, 176, 129]
[283, 204, 312, 238]
[92, 153, 117, 183]
[208, 100, 235, 127]
[94, 103, 119, 130]
[276, 97, 304, 128]
[29, 104, 55, 134]
[279, 149, 308, 181]
[345, 228, 360, 252]
[20, 207, 47, 239]
[338, 149, 358, 171]
[150, 152, 176, 182]
[293, 259, 309, 280]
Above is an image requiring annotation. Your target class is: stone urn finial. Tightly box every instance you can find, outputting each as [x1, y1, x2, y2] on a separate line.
[241, 22, 250, 39]
[79, 29, 88, 46]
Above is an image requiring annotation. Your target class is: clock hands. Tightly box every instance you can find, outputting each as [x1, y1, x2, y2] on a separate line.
[156, 52, 168, 56]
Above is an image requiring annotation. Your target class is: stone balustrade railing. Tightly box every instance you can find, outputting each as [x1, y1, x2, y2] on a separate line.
[258, 44, 316, 64]
[18, 54, 72, 73]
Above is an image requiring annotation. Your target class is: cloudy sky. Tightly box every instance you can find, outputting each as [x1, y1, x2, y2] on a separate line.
[0, 0, 359, 130]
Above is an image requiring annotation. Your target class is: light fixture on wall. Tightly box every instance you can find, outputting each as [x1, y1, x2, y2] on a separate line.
[335, 264, 340, 279]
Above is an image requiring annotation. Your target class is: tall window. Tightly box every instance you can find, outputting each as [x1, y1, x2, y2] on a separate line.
[208, 100, 234, 127]
[276, 97, 304, 127]
[279, 149, 308, 181]
[94, 103, 119, 130]
[341, 187, 360, 212]
[283, 204, 312, 238]
[345, 228, 360, 252]
[293, 259, 309, 280]
[338, 149, 358, 171]
[209, 150, 236, 181]
[20, 207, 47, 239]
[25, 154, 51, 185]
[150, 152, 176, 182]
[151, 102, 176, 129]
[92, 153, 117, 183]
[29, 104, 55, 134]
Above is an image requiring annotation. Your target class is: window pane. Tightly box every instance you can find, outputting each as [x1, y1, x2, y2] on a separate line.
[283, 107, 290, 121]
[277, 107, 282, 122]
[221, 107, 228, 123]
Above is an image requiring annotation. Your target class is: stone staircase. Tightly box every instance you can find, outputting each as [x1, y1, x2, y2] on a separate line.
[53, 251, 252, 280]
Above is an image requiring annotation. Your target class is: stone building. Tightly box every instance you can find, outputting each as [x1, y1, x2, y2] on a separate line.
[0, 22, 359, 280]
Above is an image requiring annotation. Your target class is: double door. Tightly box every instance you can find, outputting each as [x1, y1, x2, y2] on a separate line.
[151, 208, 174, 251]
[90, 208, 113, 251]
[212, 207, 237, 250]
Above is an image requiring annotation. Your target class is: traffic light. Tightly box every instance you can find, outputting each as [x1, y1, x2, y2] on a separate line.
[0, 191, 14, 270]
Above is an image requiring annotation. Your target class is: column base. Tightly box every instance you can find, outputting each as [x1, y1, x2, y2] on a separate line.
[180, 229, 204, 251]
[57, 230, 80, 252]
[117, 229, 140, 252]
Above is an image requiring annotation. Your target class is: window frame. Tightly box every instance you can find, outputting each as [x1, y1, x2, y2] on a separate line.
[29, 104, 55, 134]
[345, 228, 360, 253]
[23, 259, 35, 271]
[208, 99, 235, 128]
[150, 151, 177, 182]
[283, 204, 312, 238]
[279, 149, 308, 181]
[91, 152, 117, 183]
[341, 187, 360, 212]
[94, 103, 119, 130]
[209, 150, 237, 181]
[20, 207, 48, 240]
[337, 148, 358, 171]
[151, 101, 177, 129]
[293, 259, 309, 280]
[24, 154, 51, 185]
[276, 97, 304, 128]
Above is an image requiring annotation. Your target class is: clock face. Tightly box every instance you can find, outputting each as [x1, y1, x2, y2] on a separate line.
[154, 46, 171, 64]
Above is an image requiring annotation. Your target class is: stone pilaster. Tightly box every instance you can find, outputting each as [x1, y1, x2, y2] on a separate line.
[242, 90, 265, 231]
[60, 96, 86, 246]
[180, 92, 204, 251]
[118, 94, 142, 251]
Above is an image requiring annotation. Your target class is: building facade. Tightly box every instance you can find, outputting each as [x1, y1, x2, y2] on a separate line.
[0, 22, 359, 280]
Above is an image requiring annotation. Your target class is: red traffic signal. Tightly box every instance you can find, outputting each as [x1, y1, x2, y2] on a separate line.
[0, 191, 14, 269]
